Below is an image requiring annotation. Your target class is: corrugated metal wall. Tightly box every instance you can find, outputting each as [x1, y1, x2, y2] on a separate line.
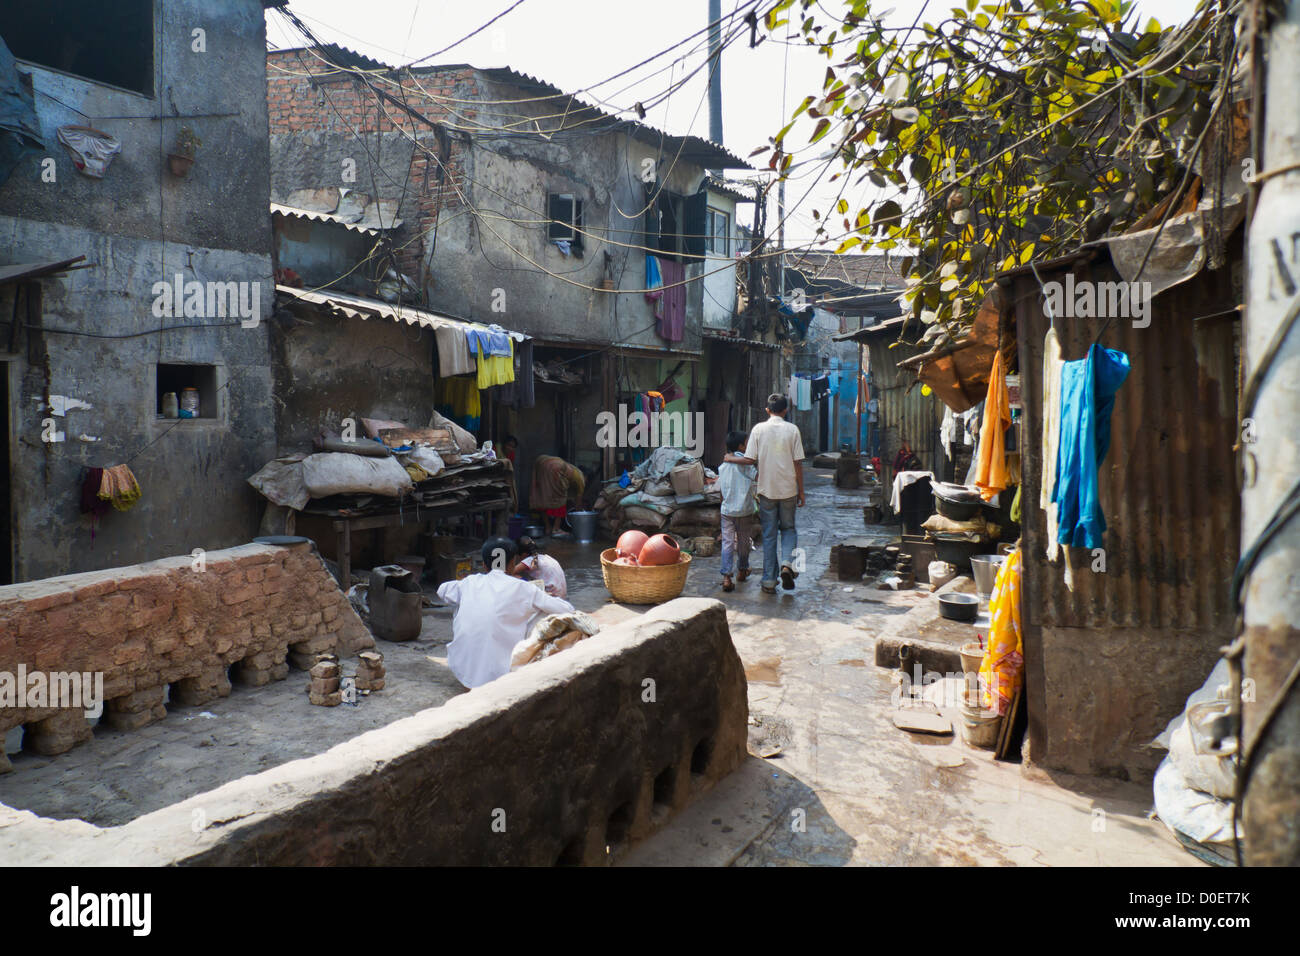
[864, 331, 947, 492]
[1009, 248, 1241, 777]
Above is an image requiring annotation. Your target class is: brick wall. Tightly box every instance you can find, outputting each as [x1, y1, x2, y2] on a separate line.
[265, 52, 478, 282]
[0, 542, 372, 770]
[0, 599, 748, 866]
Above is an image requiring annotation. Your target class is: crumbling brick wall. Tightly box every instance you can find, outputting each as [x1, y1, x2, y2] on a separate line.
[0, 542, 371, 770]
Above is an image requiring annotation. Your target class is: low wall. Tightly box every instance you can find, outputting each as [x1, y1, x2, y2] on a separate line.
[0, 542, 372, 769]
[0, 598, 747, 865]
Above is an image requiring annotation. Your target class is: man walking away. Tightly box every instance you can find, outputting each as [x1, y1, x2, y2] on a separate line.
[743, 393, 805, 593]
[718, 430, 757, 592]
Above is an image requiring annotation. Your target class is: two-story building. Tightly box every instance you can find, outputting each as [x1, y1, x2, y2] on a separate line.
[0, 1, 285, 583]
[264, 45, 753, 497]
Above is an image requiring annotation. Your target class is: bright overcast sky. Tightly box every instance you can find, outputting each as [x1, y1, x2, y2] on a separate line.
[266, 0, 1206, 247]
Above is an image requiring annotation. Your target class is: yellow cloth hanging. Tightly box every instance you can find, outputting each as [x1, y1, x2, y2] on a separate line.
[97, 464, 142, 512]
[440, 375, 481, 418]
[474, 338, 515, 389]
[974, 349, 1011, 501]
[979, 546, 1023, 716]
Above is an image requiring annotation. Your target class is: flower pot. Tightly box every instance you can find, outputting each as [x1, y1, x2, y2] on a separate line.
[167, 153, 195, 177]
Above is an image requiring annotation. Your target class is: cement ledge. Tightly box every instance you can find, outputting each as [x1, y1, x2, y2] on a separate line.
[0, 597, 747, 866]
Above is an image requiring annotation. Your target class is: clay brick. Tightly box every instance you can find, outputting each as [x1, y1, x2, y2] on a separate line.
[73, 578, 118, 601]
[321, 604, 340, 623]
[220, 584, 262, 606]
[23, 590, 76, 613]
[244, 567, 267, 583]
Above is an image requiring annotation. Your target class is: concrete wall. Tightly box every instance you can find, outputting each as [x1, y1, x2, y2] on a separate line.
[0, 598, 747, 865]
[0, 541, 373, 772]
[0, 0, 277, 582]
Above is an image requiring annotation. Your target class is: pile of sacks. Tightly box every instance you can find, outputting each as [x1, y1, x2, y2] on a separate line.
[593, 447, 724, 548]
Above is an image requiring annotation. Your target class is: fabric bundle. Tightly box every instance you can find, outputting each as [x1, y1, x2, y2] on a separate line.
[97, 464, 142, 512]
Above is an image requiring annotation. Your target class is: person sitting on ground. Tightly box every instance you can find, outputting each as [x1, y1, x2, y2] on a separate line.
[529, 453, 586, 537]
[510, 535, 568, 598]
[718, 430, 758, 593]
[436, 537, 574, 688]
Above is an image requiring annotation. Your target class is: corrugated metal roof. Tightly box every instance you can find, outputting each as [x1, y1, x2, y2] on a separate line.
[275, 285, 530, 340]
[271, 203, 389, 236]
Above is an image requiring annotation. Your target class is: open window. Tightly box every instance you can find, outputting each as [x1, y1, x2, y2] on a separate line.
[547, 193, 584, 257]
[3, 1, 155, 97]
[156, 364, 219, 420]
[644, 188, 707, 261]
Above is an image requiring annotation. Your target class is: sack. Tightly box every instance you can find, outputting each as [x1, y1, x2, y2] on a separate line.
[248, 454, 309, 510]
[621, 505, 667, 528]
[302, 452, 415, 498]
[403, 445, 445, 479]
[669, 507, 720, 530]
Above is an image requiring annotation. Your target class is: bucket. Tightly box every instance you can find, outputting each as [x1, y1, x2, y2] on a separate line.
[959, 641, 985, 680]
[568, 510, 598, 543]
[507, 514, 525, 540]
[960, 702, 1002, 749]
[970, 554, 1007, 599]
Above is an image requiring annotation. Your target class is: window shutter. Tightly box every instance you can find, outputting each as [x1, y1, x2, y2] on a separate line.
[683, 190, 708, 259]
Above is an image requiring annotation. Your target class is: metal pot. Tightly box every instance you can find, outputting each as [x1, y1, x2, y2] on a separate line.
[938, 592, 979, 622]
[524, 523, 546, 539]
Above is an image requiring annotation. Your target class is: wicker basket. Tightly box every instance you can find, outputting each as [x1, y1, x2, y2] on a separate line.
[600, 547, 691, 605]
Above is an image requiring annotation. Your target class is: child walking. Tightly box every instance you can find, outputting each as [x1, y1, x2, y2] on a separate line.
[718, 430, 758, 592]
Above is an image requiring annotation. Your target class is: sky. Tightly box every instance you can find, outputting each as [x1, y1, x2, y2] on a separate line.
[265, 0, 1207, 247]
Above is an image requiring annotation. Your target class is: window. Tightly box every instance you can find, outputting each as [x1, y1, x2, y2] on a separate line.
[705, 207, 731, 257]
[644, 188, 708, 262]
[547, 193, 585, 257]
[156, 364, 219, 420]
[3, 1, 155, 97]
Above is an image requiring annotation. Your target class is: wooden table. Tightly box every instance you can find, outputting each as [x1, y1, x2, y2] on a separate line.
[324, 496, 512, 586]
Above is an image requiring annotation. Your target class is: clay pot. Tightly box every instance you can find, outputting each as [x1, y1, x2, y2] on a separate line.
[616, 529, 649, 559]
[613, 555, 639, 567]
[638, 533, 681, 566]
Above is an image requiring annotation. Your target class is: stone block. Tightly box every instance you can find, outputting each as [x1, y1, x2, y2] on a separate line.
[24, 711, 94, 756]
[309, 689, 342, 706]
[171, 667, 232, 707]
[309, 676, 340, 694]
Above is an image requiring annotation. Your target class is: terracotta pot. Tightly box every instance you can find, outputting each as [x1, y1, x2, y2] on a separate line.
[639, 533, 681, 567]
[613, 555, 639, 567]
[616, 530, 649, 559]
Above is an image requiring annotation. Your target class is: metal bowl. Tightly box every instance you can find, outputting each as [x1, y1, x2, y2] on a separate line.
[938, 592, 980, 622]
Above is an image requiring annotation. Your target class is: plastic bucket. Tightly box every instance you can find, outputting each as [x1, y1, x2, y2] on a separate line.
[970, 554, 1007, 599]
[507, 514, 525, 540]
[960, 702, 1003, 749]
[568, 510, 598, 543]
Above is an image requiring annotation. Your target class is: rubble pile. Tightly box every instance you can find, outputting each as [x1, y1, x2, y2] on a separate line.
[592, 447, 724, 549]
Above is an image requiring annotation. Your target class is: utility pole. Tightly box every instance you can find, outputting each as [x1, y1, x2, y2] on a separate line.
[1241, 0, 1300, 866]
[707, 0, 723, 163]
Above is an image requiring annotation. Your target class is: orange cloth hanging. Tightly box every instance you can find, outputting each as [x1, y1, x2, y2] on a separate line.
[974, 349, 1011, 501]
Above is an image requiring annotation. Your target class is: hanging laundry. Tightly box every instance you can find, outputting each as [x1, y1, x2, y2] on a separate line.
[439, 375, 482, 431]
[1040, 327, 1065, 561]
[435, 325, 475, 376]
[473, 337, 515, 389]
[80, 467, 111, 544]
[97, 464, 142, 512]
[974, 350, 1011, 501]
[654, 258, 686, 342]
[644, 253, 663, 300]
[1053, 344, 1130, 550]
[979, 546, 1023, 717]
[810, 375, 830, 403]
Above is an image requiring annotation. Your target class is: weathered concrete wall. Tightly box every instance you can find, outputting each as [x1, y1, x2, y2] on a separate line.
[0, 0, 278, 581]
[0, 598, 747, 865]
[0, 541, 372, 771]
[269, 303, 438, 453]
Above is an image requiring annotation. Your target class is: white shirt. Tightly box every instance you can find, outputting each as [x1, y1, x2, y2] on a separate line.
[518, 553, 567, 598]
[746, 415, 805, 500]
[436, 570, 574, 688]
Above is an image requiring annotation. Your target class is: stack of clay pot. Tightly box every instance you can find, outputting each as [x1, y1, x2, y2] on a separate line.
[308, 654, 342, 706]
[355, 650, 386, 692]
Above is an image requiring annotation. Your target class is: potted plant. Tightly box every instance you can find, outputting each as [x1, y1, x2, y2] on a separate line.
[167, 126, 201, 177]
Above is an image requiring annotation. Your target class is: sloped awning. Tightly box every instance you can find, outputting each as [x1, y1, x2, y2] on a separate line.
[0, 256, 88, 284]
[275, 285, 529, 341]
[895, 286, 1015, 413]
